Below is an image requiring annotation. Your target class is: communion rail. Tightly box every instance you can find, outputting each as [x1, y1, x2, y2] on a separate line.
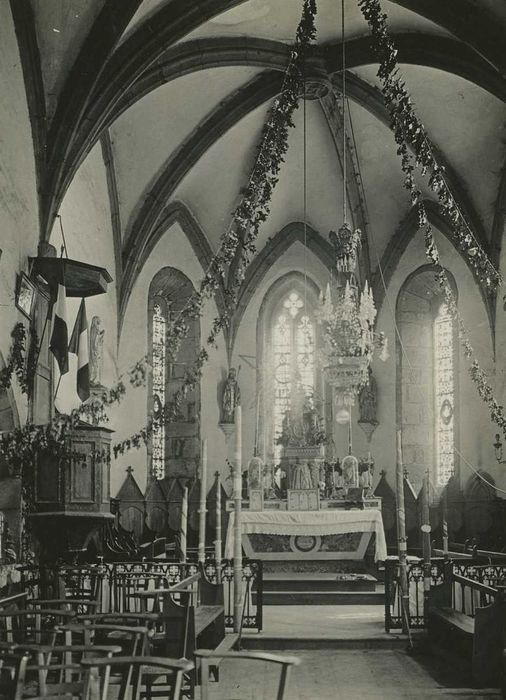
[384, 557, 506, 631]
[15, 558, 263, 632]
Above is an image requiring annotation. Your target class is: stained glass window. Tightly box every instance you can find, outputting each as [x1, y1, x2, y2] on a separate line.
[152, 302, 166, 480]
[272, 292, 315, 461]
[434, 303, 454, 485]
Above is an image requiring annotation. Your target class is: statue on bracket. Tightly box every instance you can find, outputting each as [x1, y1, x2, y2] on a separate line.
[358, 367, 379, 443]
[221, 367, 241, 423]
[89, 315, 105, 387]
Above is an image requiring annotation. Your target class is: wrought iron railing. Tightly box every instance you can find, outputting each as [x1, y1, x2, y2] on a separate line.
[384, 558, 444, 631]
[18, 558, 263, 632]
[384, 558, 506, 631]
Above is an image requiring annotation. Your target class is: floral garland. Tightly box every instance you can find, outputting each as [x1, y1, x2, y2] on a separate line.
[140, 0, 318, 431]
[358, 0, 501, 291]
[1, 1, 318, 466]
[358, 0, 506, 440]
[104, 0, 318, 460]
[0, 323, 38, 395]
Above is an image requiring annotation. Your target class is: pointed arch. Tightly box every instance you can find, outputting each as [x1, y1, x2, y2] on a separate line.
[43, 30, 504, 243]
[118, 201, 226, 342]
[121, 70, 282, 272]
[231, 222, 332, 352]
[372, 200, 494, 342]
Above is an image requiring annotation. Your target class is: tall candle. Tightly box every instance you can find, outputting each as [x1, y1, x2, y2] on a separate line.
[215, 471, 222, 572]
[180, 486, 188, 563]
[233, 404, 243, 633]
[198, 439, 208, 564]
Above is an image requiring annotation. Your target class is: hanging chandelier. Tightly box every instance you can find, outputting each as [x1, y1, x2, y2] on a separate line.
[316, 0, 387, 410]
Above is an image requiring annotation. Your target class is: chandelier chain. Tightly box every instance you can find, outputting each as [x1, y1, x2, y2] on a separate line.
[342, 0, 347, 224]
[303, 65, 308, 313]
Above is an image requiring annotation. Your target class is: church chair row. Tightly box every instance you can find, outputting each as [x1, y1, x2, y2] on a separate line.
[0, 648, 193, 700]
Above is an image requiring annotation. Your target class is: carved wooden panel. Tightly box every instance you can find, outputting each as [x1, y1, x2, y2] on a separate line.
[70, 440, 95, 503]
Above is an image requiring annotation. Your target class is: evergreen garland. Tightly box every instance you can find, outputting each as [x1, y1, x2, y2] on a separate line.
[358, 0, 506, 439]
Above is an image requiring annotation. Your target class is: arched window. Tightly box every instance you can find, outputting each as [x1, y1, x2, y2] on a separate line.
[258, 274, 326, 464]
[148, 268, 201, 480]
[396, 267, 458, 490]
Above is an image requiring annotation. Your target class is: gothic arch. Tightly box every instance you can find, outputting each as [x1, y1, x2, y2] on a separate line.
[119, 201, 226, 341]
[256, 271, 321, 462]
[396, 266, 460, 491]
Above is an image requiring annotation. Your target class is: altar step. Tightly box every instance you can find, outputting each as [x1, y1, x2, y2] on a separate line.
[256, 573, 384, 605]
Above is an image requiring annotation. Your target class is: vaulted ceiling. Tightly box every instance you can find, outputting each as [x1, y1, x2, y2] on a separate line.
[11, 0, 506, 325]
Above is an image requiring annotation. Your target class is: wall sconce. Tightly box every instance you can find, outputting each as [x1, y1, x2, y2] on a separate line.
[493, 434, 506, 463]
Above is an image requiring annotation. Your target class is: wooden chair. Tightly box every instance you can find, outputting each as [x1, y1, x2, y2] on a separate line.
[80, 655, 194, 700]
[0, 643, 121, 698]
[53, 623, 152, 657]
[194, 649, 301, 700]
[0, 607, 75, 644]
[0, 649, 30, 700]
[28, 598, 99, 616]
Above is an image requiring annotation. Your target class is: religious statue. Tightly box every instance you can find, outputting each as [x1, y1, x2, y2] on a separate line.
[247, 456, 263, 491]
[308, 459, 321, 490]
[89, 315, 105, 386]
[290, 458, 313, 489]
[221, 367, 241, 423]
[358, 367, 378, 424]
[341, 455, 359, 489]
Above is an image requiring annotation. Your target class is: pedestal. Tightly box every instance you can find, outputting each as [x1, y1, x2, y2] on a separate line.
[218, 422, 235, 441]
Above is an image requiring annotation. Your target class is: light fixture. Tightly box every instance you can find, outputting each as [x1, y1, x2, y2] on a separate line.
[316, 0, 386, 411]
[493, 433, 506, 463]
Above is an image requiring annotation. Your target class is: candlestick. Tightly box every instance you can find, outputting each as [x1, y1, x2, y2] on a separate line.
[233, 404, 243, 633]
[395, 430, 409, 634]
[215, 471, 222, 575]
[180, 486, 188, 563]
[198, 439, 208, 564]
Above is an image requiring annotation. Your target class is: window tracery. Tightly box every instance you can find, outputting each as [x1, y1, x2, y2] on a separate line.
[434, 302, 455, 485]
[272, 291, 316, 461]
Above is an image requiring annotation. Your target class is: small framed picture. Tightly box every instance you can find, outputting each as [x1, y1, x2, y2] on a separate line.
[15, 272, 36, 320]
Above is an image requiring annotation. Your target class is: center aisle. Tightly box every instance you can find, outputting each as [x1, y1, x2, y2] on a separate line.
[197, 648, 500, 699]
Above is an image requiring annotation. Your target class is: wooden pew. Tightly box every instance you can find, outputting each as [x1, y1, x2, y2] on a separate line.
[134, 567, 238, 696]
[428, 563, 506, 687]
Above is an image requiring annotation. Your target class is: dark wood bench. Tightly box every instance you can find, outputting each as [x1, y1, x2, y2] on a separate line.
[428, 566, 506, 687]
[134, 566, 238, 695]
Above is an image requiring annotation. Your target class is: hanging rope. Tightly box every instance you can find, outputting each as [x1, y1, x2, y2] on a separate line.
[303, 66, 308, 313]
[341, 0, 347, 225]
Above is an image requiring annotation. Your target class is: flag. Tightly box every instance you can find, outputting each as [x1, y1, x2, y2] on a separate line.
[49, 267, 68, 374]
[69, 298, 90, 402]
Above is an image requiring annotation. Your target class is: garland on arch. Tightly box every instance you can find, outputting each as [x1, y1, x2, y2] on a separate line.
[0, 0, 319, 466]
[144, 0, 318, 432]
[358, 0, 506, 439]
[358, 0, 501, 291]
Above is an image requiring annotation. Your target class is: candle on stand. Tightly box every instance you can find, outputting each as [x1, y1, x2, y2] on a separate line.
[442, 488, 449, 561]
[198, 439, 208, 564]
[215, 471, 222, 574]
[395, 430, 409, 635]
[180, 486, 188, 563]
[233, 404, 243, 633]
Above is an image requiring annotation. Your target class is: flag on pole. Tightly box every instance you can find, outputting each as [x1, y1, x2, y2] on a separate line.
[49, 266, 68, 374]
[69, 298, 90, 402]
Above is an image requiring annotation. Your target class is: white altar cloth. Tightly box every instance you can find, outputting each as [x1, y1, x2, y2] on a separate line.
[225, 509, 387, 562]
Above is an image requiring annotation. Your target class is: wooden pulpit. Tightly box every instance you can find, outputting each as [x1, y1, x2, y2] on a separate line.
[30, 422, 114, 561]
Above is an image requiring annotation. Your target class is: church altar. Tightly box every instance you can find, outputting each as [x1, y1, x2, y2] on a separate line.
[225, 508, 387, 563]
